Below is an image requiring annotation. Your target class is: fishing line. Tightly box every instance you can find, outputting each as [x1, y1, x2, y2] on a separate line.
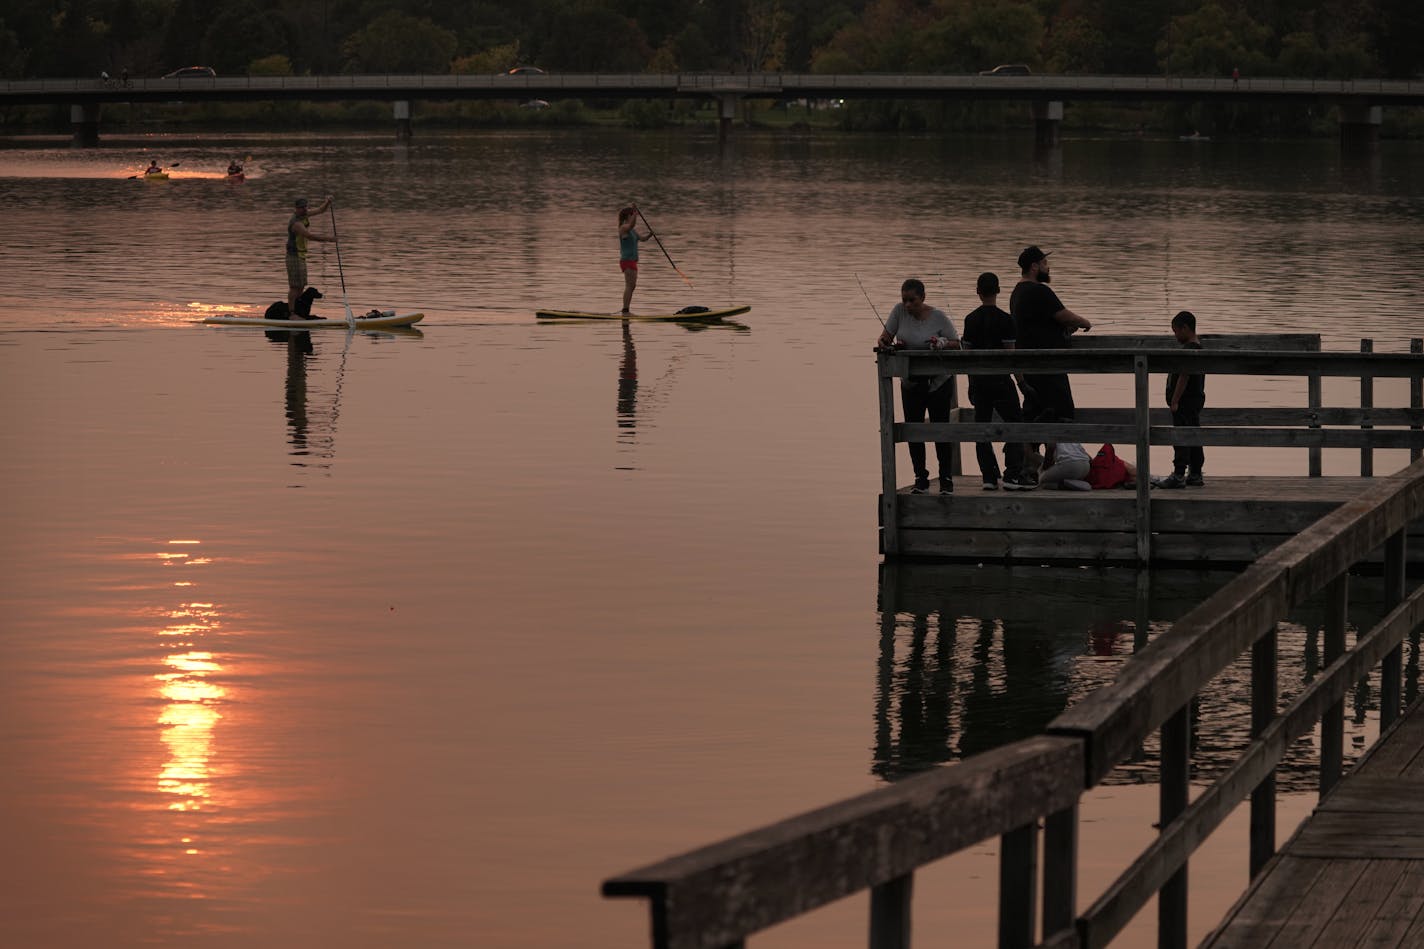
[853, 272, 889, 336]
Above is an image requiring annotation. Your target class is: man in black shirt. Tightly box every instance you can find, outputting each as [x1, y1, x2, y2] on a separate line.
[1008, 245, 1092, 433]
[962, 272, 1029, 489]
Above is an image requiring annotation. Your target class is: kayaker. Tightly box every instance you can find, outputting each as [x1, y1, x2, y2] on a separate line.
[285, 196, 334, 316]
[227, 161, 243, 176]
[145, 161, 162, 175]
[618, 206, 650, 315]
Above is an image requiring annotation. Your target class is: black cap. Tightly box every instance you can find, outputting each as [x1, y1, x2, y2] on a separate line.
[294, 197, 308, 208]
[1017, 245, 1049, 270]
[976, 272, 1000, 295]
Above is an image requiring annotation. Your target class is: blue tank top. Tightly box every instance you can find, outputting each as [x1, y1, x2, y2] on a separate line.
[619, 228, 639, 261]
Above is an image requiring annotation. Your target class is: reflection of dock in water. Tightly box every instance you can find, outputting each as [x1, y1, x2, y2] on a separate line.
[875, 562, 1410, 789]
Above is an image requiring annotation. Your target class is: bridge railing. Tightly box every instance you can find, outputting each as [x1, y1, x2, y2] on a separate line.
[874, 335, 1424, 560]
[603, 456, 1424, 949]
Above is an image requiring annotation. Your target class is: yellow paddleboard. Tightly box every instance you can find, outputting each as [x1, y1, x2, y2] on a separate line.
[535, 305, 750, 323]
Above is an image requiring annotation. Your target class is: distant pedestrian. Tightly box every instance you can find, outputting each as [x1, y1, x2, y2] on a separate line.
[1232, 67, 1240, 90]
[961, 271, 1030, 490]
[1008, 245, 1092, 475]
[1158, 310, 1206, 488]
[878, 278, 961, 494]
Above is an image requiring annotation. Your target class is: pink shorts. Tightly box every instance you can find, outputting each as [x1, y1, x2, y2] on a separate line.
[619, 259, 637, 273]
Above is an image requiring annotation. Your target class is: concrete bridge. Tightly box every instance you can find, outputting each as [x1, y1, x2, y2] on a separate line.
[9, 71, 1422, 145]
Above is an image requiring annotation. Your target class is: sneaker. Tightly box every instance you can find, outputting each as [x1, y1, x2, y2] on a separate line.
[911, 475, 930, 494]
[982, 479, 999, 491]
[1186, 473, 1205, 487]
[939, 476, 953, 494]
[1003, 473, 1037, 491]
[1158, 473, 1187, 489]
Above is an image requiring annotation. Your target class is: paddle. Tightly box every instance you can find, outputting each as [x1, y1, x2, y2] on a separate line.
[633, 205, 693, 288]
[329, 200, 355, 326]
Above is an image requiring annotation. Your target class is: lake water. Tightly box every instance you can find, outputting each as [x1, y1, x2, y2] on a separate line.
[1, 128, 1422, 949]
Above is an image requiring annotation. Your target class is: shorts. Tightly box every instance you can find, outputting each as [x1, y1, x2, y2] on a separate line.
[286, 255, 308, 288]
[619, 259, 638, 273]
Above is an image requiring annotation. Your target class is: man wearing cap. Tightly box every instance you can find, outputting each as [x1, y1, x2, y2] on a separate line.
[961, 272, 1030, 490]
[1009, 246, 1091, 436]
[286, 196, 334, 316]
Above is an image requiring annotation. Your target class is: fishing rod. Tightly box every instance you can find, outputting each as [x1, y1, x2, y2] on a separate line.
[853, 272, 890, 338]
[633, 205, 694, 288]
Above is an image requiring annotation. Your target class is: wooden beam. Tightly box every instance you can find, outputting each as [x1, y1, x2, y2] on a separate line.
[1362, 339, 1374, 477]
[1134, 356, 1151, 565]
[900, 422, 1424, 450]
[879, 352, 900, 556]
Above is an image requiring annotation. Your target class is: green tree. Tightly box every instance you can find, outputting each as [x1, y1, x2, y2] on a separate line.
[1044, 15, 1108, 74]
[451, 41, 522, 74]
[249, 53, 294, 75]
[342, 11, 456, 72]
[1375, 0, 1424, 78]
[1277, 31, 1326, 77]
[914, 0, 1043, 73]
[0, 19, 27, 77]
[1158, 2, 1272, 77]
[202, 2, 288, 75]
[539, 2, 649, 71]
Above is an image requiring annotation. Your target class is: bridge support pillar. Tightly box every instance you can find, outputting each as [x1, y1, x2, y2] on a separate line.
[1032, 100, 1063, 147]
[394, 100, 412, 140]
[717, 94, 740, 142]
[1338, 103, 1380, 152]
[71, 103, 101, 146]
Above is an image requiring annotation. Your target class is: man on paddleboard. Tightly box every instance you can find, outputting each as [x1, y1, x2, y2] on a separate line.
[286, 196, 334, 317]
[618, 205, 650, 314]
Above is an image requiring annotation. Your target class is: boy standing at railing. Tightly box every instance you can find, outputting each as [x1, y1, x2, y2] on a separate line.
[1160, 311, 1205, 488]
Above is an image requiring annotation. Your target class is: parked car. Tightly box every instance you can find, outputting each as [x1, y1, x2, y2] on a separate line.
[978, 64, 1031, 76]
[506, 66, 545, 75]
[163, 66, 216, 78]
[520, 99, 551, 110]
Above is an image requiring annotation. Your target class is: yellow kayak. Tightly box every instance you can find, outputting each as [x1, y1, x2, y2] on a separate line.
[143, 172, 169, 181]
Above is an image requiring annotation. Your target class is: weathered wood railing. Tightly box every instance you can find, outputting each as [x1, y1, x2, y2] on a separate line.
[876, 335, 1424, 562]
[604, 457, 1424, 948]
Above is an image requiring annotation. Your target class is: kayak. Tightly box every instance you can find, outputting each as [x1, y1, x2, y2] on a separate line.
[143, 172, 169, 180]
[225, 172, 245, 183]
[535, 304, 750, 323]
[202, 311, 425, 329]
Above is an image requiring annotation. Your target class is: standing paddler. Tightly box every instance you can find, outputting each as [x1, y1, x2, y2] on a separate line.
[617, 205, 651, 315]
[286, 196, 334, 316]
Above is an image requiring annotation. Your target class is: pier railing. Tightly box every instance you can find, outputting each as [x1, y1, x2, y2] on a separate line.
[875, 335, 1424, 561]
[603, 456, 1424, 948]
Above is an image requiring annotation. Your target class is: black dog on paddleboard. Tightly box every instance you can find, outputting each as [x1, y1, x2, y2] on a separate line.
[265, 286, 323, 320]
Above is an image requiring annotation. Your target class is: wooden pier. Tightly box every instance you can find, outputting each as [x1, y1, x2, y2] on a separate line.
[877, 334, 1424, 566]
[1204, 696, 1424, 946]
[604, 456, 1424, 949]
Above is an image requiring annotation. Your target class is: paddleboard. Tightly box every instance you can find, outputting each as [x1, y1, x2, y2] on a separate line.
[202, 311, 424, 329]
[535, 304, 750, 323]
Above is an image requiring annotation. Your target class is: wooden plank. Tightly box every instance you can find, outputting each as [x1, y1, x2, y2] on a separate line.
[1355, 861, 1424, 947]
[1289, 816, 1424, 858]
[1310, 859, 1424, 948]
[888, 349, 1424, 378]
[1317, 779, 1424, 813]
[602, 736, 1083, 949]
[902, 422, 1424, 450]
[1134, 356, 1150, 565]
[1072, 333, 1320, 352]
[1309, 372, 1323, 477]
[1250, 626, 1278, 879]
[1071, 406, 1424, 426]
[1412, 338, 1422, 464]
[999, 823, 1038, 949]
[1043, 805, 1078, 939]
[1198, 855, 1329, 948]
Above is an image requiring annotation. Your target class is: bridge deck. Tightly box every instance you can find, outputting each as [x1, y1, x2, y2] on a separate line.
[882, 475, 1424, 565]
[1204, 697, 1424, 947]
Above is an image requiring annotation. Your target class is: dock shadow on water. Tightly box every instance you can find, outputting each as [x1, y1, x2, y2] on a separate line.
[873, 562, 1419, 790]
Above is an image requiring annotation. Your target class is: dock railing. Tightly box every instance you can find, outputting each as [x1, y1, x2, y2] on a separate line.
[603, 456, 1424, 948]
[876, 335, 1424, 561]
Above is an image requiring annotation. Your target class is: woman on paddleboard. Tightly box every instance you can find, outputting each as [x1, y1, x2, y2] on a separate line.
[618, 206, 650, 315]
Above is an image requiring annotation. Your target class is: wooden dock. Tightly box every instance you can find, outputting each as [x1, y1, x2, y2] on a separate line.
[877, 334, 1424, 566]
[1204, 696, 1424, 946]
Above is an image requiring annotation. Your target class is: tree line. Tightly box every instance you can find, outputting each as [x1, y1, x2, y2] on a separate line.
[1, 0, 1420, 82]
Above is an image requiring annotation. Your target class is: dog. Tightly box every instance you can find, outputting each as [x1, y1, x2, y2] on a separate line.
[265, 286, 323, 320]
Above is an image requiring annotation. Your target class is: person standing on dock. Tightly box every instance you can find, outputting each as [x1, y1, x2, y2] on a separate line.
[877, 278, 960, 494]
[1159, 310, 1206, 488]
[618, 206, 650, 314]
[1009, 246, 1092, 461]
[286, 196, 334, 315]
[961, 272, 1031, 490]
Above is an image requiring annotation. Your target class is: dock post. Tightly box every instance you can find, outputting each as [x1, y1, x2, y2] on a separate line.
[1381, 531, 1406, 729]
[1320, 575, 1348, 797]
[717, 94, 739, 142]
[1360, 338, 1373, 477]
[1250, 625, 1278, 878]
[878, 351, 900, 555]
[394, 100, 412, 139]
[1133, 356, 1151, 565]
[999, 823, 1038, 949]
[1043, 804, 1078, 939]
[1412, 338, 1422, 464]
[1308, 373, 1322, 476]
[1159, 705, 1190, 949]
[1338, 102, 1381, 152]
[1032, 100, 1063, 147]
[869, 873, 912, 949]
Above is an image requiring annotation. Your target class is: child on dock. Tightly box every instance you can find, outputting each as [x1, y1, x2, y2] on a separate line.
[1159, 311, 1205, 488]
